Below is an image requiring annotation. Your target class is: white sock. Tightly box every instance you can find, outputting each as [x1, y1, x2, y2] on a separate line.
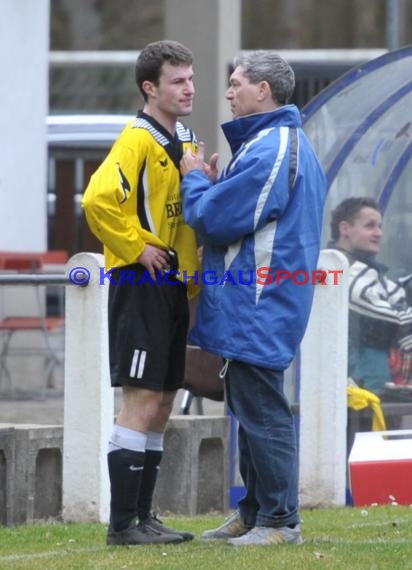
[108, 425, 147, 453]
[145, 431, 164, 452]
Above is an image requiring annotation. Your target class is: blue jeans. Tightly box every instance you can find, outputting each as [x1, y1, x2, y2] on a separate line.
[225, 360, 299, 528]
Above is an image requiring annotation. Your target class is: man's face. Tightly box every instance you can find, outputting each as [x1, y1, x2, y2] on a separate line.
[146, 62, 195, 118]
[341, 207, 383, 255]
[226, 65, 261, 118]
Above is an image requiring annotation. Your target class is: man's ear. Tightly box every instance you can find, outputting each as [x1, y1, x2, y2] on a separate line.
[339, 220, 350, 238]
[142, 80, 156, 99]
[258, 80, 271, 102]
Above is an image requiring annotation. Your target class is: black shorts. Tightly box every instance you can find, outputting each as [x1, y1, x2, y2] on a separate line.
[108, 263, 189, 391]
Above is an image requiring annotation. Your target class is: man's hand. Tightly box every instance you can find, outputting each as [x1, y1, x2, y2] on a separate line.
[180, 142, 219, 182]
[204, 150, 219, 183]
[138, 244, 170, 279]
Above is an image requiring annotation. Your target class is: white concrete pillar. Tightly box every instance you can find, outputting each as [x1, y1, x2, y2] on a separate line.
[299, 249, 349, 507]
[63, 253, 113, 522]
[165, 0, 241, 165]
[0, 0, 49, 251]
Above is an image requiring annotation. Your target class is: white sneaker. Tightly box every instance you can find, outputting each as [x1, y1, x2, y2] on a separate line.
[228, 525, 303, 546]
[201, 510, 248, 540]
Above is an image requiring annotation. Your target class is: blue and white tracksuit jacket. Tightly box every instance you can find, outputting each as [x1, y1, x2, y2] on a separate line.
[182, 105, 327, 370]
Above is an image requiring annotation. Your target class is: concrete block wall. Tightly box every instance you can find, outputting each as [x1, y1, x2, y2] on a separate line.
[13, 425, 63, 524]
[153, 416, 230, 516]
[0, 416, 230, 526]
[0, 424, 63, 526]
[0, 426, 15, 525]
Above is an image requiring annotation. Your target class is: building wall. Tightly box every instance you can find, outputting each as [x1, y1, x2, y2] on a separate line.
[165, 0, 241, 165]
[0, 0, 49, 251]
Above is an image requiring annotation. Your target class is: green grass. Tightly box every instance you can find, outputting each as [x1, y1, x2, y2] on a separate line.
[0, 507, 411, 569]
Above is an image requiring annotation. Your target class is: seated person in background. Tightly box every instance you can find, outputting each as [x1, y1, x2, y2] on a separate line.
[329, 197, 412, 396]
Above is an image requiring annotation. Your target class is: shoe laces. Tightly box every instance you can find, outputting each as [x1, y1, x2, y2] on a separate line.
[149, 511, 163, 524]
[224, 510, 241, 524]
[247, 526, 292, 544]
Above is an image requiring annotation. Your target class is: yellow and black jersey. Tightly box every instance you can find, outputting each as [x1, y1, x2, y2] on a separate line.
[82, 111, 200, 296]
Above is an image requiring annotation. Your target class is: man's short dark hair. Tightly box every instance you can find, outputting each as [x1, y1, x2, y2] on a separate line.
[135, 40, 193, 101]
[330, 197, 380, 242]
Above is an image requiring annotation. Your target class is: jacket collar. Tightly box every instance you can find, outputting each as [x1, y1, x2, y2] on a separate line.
[328, 243, 388, 274]
[221, 104, 302, 154]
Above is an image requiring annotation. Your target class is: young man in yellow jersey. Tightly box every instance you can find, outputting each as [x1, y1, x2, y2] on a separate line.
[82, 40, 199, 546]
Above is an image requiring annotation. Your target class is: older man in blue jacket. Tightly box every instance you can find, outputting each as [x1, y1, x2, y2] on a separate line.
[180, 50, 326, 546]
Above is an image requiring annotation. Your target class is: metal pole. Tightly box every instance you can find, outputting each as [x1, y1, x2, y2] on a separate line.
[0, 274, 88, 286]
[386, 0, 401, 51]
[0, 274, 70, 285]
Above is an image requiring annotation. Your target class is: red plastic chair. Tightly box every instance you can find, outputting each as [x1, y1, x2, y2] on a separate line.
[0, 253, 65, 398]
